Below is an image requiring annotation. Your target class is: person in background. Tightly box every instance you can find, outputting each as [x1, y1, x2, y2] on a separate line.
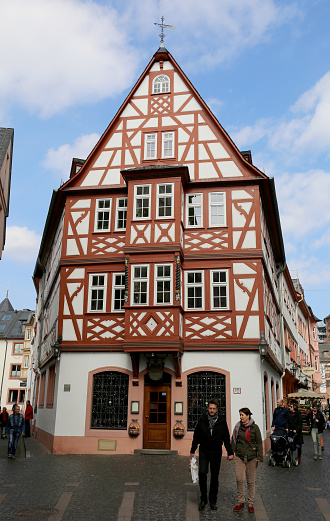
[286, 402, 304, 464]
[190, 399, 234, 511]
[307, 405, 325, 460]
[24, 400, 34, 438]
[271, 398, 289, 432]
[0, 407, 8, 439]
[5, 405, 25, 459]
[231, 407, 263, 514]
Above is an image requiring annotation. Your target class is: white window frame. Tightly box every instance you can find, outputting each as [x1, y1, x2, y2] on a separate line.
[115, 197, 128, 231]
[186, 193, 203, 227]
[13, 343, 23, 355]
[210, 269, 229, 310]
[88, 273, 107, 312]
[131, 265, 149, 305]
[157, 183, 174, 219]
[155, 264, 173, 305]
[11, 365, 21, 378]
[209, 192, 226, 227]
[134, 184, 151, 220]
[152, 74, 170, 94]
[144, 133, 157, 159]
[112, 273, 125, 312]
[185, 271, 204, 310]
[162, 132, 175, 158]
[24, 355, 29, 369]
[94, 198, 111, 232]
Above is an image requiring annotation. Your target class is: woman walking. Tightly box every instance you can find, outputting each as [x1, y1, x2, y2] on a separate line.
[286, 402, 304, 464]
[231, 407, 263, 514]
[307, 405, 325, 460]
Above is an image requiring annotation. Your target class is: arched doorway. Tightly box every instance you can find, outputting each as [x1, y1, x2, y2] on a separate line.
[143, 372, 171, 449]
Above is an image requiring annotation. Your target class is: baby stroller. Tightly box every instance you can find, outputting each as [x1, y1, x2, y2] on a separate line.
[268, 428, 298, 468]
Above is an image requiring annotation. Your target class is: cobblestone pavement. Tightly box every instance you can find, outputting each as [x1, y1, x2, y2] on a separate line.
[0, 431, 329, 521]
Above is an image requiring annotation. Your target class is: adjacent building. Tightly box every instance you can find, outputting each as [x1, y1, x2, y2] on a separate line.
[0, 128, 14, 259]
[0, 297, 32, 409]
[31, 46, 321, 455]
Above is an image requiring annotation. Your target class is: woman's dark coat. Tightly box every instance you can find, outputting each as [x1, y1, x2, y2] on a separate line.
[286, 410, 304, 444]
[307, 411, 325, 434]
[190, 413, 233, 455]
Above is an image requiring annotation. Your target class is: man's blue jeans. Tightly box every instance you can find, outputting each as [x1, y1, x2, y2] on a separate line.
[8, 430, 21, 456]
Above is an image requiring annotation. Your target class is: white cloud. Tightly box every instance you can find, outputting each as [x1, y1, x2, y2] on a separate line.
[42, 133, 100, 179]
[234, 71, 330, 162]
[276, 170, 330, 239]
[231, 120, 269, 149]
[3, 227, 41, 263]
[0, 0, 300, 117]
[150, 0, 300, 69]
[0, 0, 140, 117]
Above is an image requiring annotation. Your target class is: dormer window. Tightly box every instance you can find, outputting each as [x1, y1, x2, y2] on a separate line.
[153, 75, 170, 94]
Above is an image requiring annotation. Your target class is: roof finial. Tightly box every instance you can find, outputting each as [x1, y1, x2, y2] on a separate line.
[154, 16, 175, 48]
[6, 281, 9, 298]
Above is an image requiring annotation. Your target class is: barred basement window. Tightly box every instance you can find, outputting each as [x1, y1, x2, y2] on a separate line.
[187, 371, 226, 430]
[91, 371, 129, 430]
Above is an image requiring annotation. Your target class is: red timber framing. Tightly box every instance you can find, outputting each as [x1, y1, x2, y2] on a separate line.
[34, 46, 285, 376]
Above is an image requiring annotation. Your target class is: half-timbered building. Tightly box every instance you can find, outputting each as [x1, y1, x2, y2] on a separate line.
[32, 45, 300, 454]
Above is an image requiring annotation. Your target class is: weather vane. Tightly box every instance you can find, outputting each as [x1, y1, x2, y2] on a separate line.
[154, 16, 175, 47]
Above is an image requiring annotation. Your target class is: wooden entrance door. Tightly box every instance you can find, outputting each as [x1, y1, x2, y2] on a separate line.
[143, 385, 171, 449]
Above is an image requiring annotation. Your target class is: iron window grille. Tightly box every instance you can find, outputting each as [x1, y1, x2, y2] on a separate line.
[91, 371, 129, 430]
[187, 371, 226, 430]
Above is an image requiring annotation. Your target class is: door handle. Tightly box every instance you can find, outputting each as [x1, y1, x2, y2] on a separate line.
[145, 414, 149, 419]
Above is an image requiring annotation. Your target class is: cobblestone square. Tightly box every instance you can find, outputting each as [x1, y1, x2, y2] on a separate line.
[0, 431, 329, 521]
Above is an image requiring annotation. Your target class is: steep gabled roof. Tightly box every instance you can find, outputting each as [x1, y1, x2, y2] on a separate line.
[60, 47, 267, 192]
[0, 297, 33, 339]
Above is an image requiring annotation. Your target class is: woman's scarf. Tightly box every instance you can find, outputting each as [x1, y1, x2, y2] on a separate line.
[207, 412, 218, 435]
[233, 418, 255, 445]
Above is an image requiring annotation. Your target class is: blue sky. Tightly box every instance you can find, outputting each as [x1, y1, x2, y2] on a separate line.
[0, 0, 330, 322]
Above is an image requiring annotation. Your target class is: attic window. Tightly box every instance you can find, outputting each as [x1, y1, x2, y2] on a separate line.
[2, 315, 11, 320]
[153, 75, 170, 94]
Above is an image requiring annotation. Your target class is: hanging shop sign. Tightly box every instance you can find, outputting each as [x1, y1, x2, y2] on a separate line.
[301, 367, 316, 376]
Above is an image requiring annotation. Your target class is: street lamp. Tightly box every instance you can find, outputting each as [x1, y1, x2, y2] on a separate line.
[52, 335, 63, 360]
[287, 361, 297, 378]
[258, 332, 268, 361]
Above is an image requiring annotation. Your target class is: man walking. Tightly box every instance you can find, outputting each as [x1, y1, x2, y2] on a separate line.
[271, 398, 289, 432]
[24, 400, 34, 438]
[190, 399, 233, 511]
[5, 405, 25, 459]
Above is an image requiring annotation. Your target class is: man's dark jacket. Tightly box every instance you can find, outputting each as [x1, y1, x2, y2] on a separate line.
[271, 406, 289, 429]
[190, 413, 233, 455]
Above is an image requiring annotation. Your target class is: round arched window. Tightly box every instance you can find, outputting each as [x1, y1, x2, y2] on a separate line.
[153, 74, 170, 94]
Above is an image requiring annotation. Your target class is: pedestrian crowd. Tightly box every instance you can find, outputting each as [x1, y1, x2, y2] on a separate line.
[0, 400, 33, 459]
[190, 397, 328, 514]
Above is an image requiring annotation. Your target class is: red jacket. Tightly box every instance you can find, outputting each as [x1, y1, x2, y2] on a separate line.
[25, 404, 33, 420]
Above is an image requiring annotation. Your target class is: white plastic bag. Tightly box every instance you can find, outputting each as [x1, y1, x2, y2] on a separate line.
[190, 456, 199, 483]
